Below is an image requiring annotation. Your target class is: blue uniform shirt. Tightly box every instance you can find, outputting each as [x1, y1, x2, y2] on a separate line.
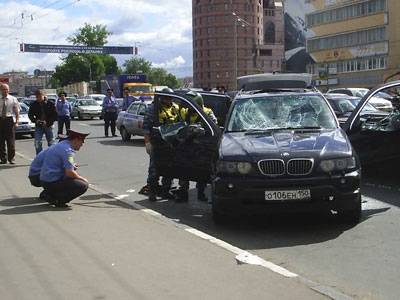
[40, 140, 75, 182]
[122, 95, 138, 110]
[56, 99, 72, 117]
[29, 147, 50, 176]
[102, 96, 119, 113]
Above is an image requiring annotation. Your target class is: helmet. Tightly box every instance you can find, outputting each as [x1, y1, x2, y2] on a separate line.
[162, 87, 174, 93]
[186, 90, 204, 106]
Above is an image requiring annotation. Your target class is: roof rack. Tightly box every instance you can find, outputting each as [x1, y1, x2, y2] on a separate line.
[237, 73, 312, 91]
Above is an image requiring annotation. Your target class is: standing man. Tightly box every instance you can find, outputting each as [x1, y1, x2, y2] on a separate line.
[0, 84, 19, 164]
[177, 91, 217, 202]
[40, 129, 90, 207]
[102, 88, 119, 137]
[122, 87, 138, 111]
[56, 91, 72, 137]
[142, 88, 179, 201]
[28, 89, 58, 155]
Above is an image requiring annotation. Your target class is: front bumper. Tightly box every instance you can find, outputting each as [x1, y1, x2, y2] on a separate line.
[212, 170, 361, 216]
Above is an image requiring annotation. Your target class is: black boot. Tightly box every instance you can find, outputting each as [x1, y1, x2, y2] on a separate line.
[197, 189, 208, 202]
[148, 186, 157, 201]
[176, 189, 188, 203]
[161, 188, 176, 200]
[39, 190, 47, 200]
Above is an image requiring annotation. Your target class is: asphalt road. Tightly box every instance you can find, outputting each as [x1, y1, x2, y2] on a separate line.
[3, 118, 400, 300]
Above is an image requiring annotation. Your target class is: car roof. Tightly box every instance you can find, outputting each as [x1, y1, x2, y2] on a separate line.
[324, 93, 361, 100]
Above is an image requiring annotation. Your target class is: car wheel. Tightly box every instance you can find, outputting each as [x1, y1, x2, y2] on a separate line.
[211, 190, 230, 224]
[78, 112, 83, 120]
[338, 194, 361, 224]
[121, 127, 131, 141]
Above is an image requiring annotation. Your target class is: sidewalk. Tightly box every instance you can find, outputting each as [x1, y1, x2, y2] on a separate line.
[0, 155, 336, 300]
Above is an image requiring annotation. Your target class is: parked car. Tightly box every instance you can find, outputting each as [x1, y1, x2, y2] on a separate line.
[70, 99, 103, 120]
[152, 74, 362, 223]
[327, 88, 393, 112]
[16, 103, 35, 137]
[19, 98, 36, 107]
[82, 94, 106, 106]
[116, 100, 150, 141]
[324, 94, 388, 125]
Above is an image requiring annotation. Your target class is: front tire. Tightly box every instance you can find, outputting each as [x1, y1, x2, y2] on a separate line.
[121, 127, 131, 141]
[338, 194, 362, 224]
[211, 190, 230, 224]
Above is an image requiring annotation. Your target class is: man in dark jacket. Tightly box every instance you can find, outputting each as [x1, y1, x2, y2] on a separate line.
[28, 89, 58, 154]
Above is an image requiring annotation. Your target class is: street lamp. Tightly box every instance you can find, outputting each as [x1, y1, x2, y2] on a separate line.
[232, 12, 257, 90]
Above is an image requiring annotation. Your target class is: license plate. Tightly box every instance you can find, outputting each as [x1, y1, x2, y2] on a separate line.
[265, 189, 311, 201]
[19, 125, 27, 130]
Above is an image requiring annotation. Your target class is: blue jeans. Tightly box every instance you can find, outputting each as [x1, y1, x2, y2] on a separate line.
[34, 126, 55, 155]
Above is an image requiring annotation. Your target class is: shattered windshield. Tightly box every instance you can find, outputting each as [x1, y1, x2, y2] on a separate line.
[227, 94, 336, 132]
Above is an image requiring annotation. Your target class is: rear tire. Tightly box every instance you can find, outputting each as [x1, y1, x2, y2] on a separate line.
[121, 127, 131, 141]
[78, 112, 83, 120]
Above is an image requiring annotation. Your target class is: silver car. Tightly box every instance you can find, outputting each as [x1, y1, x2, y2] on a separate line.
[16, 103, 35, 137]
[116, 100, 150, 141]
[71, 99, 103, 120]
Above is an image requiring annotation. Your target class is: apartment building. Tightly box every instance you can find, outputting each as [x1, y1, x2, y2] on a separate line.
[192, 0, 285, 90]
[305, 0, 399, 91]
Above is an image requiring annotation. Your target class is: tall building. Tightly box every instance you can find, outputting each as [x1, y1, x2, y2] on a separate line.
[304, 0, 399, 91]
[192, 0, 284, 90]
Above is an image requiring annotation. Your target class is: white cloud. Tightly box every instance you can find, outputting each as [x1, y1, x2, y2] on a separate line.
[0, 0, 193, 78]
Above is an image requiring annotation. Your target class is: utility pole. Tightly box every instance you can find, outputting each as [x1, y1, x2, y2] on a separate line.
[233, 15, 238, 91]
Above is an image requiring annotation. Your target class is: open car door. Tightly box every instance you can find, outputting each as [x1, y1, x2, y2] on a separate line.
[152, 91, 221, 183]
[343, 80, 400, 166]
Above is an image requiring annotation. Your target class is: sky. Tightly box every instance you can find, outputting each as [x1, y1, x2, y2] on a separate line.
[0, 0, 193, 78]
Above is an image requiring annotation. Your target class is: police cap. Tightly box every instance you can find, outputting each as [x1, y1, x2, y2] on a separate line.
[67, 129, 90, 141]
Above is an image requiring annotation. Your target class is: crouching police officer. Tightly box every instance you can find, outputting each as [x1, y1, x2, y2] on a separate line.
[28, 135, 67, 200]
[177, 91, 217, 202]
[142, 88, 180, 201]
[40, 129, 90, 207]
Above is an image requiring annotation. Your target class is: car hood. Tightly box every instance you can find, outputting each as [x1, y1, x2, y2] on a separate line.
[18, 113, 32, 123]
[79, 105, 101, 110]
[220, 128, 352, 160]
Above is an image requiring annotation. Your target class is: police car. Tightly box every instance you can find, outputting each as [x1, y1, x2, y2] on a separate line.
[116, 100, 151, 141]
[151, 75, 400, 224]
[16, 103, 35, 138]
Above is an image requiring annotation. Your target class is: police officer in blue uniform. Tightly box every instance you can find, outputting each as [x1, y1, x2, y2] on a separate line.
[102, 88, 119, 137]
[28, 135, 67, 200]
[40, 129, 90, 207]
[122, 87, 138, 111]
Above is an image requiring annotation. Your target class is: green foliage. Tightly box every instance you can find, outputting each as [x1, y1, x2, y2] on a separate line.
[123, 57, 152, 74]
[67, 23, 111, 46]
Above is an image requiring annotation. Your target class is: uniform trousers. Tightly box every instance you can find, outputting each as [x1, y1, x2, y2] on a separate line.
[57, 115, 70, 135]
[0, 117, 15, 162]
[29, 175, 41, 187]
[147, 151, 172, 189]
[104, 112, 117, 136]
[41, 178, 88, 205]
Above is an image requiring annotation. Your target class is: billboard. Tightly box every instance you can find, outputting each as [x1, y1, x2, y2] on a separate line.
[21, 44, 133, 55]
[284, 0, 317, 72]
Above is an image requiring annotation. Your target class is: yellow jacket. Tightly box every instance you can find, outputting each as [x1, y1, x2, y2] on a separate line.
[159, 103, 180, 125]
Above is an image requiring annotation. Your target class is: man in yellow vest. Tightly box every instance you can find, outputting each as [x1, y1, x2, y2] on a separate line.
[176, 91, 217, 202]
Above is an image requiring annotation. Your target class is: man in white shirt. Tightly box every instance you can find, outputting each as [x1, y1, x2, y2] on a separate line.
[0, 84, 19, 164]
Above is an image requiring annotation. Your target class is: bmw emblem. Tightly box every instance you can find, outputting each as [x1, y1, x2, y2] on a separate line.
[282, 152, 290, 157]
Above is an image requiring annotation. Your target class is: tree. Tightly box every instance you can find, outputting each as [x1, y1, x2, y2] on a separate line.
[67, 23, 111, 46]
[52, 24, 118, 91]
[123, 57, 152, 75]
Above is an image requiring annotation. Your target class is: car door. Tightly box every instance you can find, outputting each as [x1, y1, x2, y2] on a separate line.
[343, 80, 400, 166]
[133, 103, 147, 135]
[124, 102, 140, 134]
[152, 91, 221, 183]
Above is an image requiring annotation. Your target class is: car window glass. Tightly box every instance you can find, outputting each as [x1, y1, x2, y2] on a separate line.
[128, 103, 139, 114]
[138, 104, 146, 115]
[227, 95, 336, 131]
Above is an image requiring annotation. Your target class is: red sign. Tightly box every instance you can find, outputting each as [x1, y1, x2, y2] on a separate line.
[20, 43, 24, 52]
[0, 78, 9, 83]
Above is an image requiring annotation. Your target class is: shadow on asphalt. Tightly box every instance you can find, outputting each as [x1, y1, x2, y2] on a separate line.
[97, 138, 144, 147]
[132, 189, 391, 251]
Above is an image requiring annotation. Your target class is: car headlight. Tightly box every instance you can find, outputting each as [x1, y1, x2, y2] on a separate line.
[320, 157, 356, 172]
[217, 161, 252, 175]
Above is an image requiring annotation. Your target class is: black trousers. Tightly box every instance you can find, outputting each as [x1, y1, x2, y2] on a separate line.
[104, 112, 117, 136]
[0, 117, 15, 162]
[41, 178, 88, 205]
[57, 116, 71, 135]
